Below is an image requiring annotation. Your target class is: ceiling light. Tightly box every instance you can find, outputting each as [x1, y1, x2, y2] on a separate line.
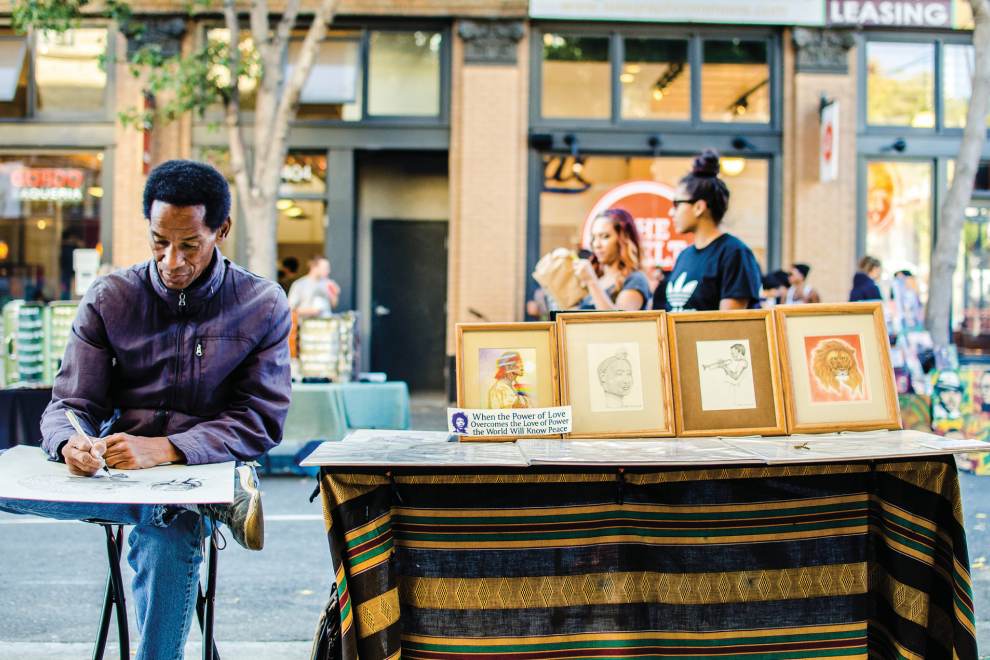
[88, 186, 103, 198]
[276, 199, 294, 210]
[721, 157, 746, 177]
[285, 206, 304, 218]
[36, 220, 48, 230]
[620, 73, 635, 84]
[625, 64, 641, 74]
[652, 88, 664, 101]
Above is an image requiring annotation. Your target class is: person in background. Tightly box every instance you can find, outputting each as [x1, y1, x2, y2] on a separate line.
[277, 255, 300, 292]
[573, 208, 652, 311]
[786, 263, 821, 304]
[760, 271, 790, 308]
[655, 150, 762, 312]
[650, 268, 673, 310]
[892, 269, 924, 329]
[287, 254, 339, 319]
[850, 255, 883, 302]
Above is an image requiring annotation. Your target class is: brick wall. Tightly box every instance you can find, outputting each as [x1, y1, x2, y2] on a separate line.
[446, 21, 529, 352]
[786, 45, 859, 304]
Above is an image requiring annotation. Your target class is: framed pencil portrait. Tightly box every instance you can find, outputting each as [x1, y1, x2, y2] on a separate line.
[667, 310, 787, 437]
[775, 303, 901, 434]
[455, 323, 561, 442]
[557, 311, 675, 438]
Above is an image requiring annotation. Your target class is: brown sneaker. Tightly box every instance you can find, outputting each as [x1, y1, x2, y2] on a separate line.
[202, 466, 264, 551]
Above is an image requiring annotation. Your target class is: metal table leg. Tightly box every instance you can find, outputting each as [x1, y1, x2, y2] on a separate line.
[92, 524, 128, 660]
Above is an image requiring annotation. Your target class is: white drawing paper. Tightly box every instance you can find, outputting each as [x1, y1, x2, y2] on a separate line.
[516, 438, 764, 466]
[0, 446, 234, 504]
[696, 339, 757, 411]
[300, 438, 529, 467]
[587, 342, 644, 413]
[723, 430, 982, 465]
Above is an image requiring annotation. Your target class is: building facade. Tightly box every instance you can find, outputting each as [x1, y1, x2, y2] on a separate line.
[0, 0, 986, 389]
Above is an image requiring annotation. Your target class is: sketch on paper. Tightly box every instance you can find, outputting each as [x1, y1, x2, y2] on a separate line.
[0, 446, 233, 505]
[804, 334, 870, 403]
[587, 342, 644, 413]
[696, 339, 757, 411]
[479, 348, 536, 409]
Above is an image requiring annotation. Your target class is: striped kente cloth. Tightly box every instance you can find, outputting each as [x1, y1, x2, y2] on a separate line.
[311, 458, 976, 660]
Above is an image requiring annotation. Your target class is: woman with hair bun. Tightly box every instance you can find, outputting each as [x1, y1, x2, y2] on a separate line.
[655, 149, 762, 312]
[573, 207, 652, 311]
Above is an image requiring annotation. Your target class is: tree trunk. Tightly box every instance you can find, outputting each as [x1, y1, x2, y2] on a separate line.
[242, 189, 279, 280]
[926, 0, 990, 347]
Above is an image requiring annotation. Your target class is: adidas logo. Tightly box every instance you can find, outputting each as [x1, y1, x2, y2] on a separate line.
[666, 272, 698, 312]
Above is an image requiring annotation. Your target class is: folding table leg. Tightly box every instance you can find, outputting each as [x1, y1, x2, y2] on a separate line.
[197, 529, 220, 660]
[92, 524, 129, 660]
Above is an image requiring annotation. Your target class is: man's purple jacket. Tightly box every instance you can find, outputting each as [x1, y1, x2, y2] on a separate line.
[40, 248, 292, 465]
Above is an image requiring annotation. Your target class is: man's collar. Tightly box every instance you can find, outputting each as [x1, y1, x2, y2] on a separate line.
[147, 247, 227, 314]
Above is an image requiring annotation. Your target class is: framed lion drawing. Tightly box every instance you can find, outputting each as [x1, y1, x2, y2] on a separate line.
[775, 303, 900, 434]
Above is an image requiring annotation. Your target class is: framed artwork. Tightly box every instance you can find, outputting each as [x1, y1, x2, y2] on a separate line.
[775, 303, 901, 434]
[667, 310, 787, 437]
[557, 311, 675, 438]
[455, 323, 560, 441]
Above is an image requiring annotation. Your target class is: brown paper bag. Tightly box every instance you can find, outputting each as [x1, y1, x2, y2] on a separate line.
[532, 248, 586, 309]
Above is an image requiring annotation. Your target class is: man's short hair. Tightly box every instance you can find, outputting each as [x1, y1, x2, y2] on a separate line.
[143, 160, 231, 231]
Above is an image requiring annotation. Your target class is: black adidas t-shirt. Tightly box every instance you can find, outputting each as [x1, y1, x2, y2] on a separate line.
[657, 233, 762, 312]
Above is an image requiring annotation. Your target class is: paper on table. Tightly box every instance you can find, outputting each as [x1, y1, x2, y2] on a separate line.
[0, 446, 234, 504]
[516, 438, 765, 466]
[342, 429, 455, 443]
[723, 430, 971, 465]
[300, 438, 529, 467]
[917, 438, 990, 453]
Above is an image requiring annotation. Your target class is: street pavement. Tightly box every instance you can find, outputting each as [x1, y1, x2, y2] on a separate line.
[3, 393, 990, 658]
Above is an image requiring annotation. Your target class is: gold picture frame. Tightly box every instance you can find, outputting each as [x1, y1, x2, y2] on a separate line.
[667, 310, 787, 437]
[455, 322, 561, 442]
[775, 303, 901, 434]
[557, 311, 675, 439]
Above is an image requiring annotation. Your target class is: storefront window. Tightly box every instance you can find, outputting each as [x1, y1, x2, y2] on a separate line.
[943, 44, 989, 129]
[367, 31, 442, 117]
[291, 34, 362, 121]
[621, 38, 689, 121]
[539, 155, 769, 293]
[865, 161, 933, 300]
[278, 152, 327, 289]
[0, 153, 103, 304]
[701, 39, 770, 124]
[866, 42, 935, 128]
[0, 36, 28, 118]
[35, 29, 107, 116]
[541, 34, 610, 120]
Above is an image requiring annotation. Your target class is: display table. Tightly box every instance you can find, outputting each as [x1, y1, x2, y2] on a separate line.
[281, 382, 411, 444]
[0, 386, 51, 449]
[313, 456, 976, 659]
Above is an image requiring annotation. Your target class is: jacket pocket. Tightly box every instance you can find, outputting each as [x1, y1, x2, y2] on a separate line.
[191, 336, 253, 415]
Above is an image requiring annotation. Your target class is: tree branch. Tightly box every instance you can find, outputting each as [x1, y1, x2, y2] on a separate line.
[261, 0, 338, 189]
[223, 0, 251, 201]
[275, 0, 302, 47]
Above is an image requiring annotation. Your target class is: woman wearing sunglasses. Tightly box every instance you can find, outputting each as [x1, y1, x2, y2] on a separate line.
[654, 150, 762, 312]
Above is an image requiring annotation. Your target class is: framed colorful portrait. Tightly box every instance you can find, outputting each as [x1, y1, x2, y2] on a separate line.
[775, 303, 901, 434]
[667, 310, 787, 437]
[455, 323, 561, 441]
[557, 311, 675, 438]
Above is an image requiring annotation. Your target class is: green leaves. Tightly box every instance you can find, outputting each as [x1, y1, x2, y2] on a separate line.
[12, 0, 130, 33]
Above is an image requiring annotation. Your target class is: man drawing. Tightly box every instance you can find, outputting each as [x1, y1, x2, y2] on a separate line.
[0, 160, 291, 660]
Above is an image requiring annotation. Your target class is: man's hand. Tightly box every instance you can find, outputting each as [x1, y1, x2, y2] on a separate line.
[103, 434, 185, 469]
[61, 435, 108, 476]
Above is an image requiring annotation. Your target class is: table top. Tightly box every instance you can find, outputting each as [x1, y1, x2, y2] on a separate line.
[302, 429, 990, 468]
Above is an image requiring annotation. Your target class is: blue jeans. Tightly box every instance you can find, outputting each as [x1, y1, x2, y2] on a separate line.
[0, 498, 208, 660]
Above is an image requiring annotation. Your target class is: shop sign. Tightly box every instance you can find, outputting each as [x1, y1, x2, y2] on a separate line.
[281, 163, 313, 184]
[582, 180, 691, 271]
[820, 100, 840, 183]
[826, 0, 952, 28]
[530, 0, 825, 25]
[10, 168, 85, 203]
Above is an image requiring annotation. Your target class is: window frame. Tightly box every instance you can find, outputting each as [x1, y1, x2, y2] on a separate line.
[197, 19, 450, 127]
[858, 31, 979, 137]
[531, 23, 782, 135]
[0, 24, 116, 123]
